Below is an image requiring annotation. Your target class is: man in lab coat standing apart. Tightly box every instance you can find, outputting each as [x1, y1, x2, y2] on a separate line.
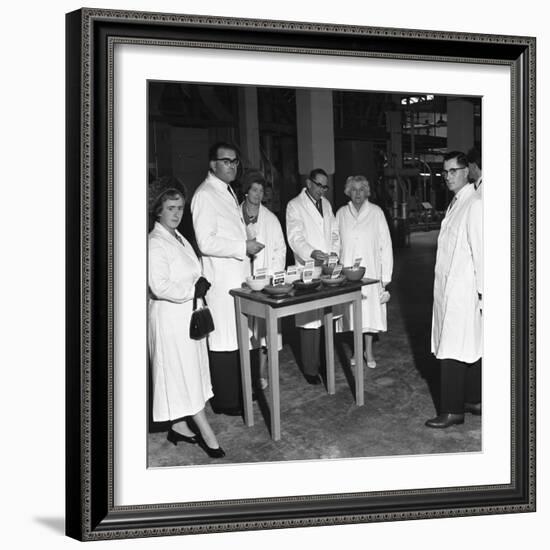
[286, 168, 340, 385]
[426, 151, 483, 428]
[192, 142, 264, 416]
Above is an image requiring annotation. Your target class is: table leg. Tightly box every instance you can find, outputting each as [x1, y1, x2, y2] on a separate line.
[266, 309, 281, 441]
[324, 309, 335, 394]
[353, 293, 364, 406]
[235, 297, 254, 426]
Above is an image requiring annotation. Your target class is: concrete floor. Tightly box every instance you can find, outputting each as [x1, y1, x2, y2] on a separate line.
[148, 230, 481, 467]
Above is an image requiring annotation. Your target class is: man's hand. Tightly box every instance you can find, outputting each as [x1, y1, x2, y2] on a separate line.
[310, 249, 329, 266]
[246, 239, 265, 256]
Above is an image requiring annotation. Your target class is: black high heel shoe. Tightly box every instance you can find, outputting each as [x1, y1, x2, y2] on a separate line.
[197, 435, 226, 459]
[167, 427, 199, 446]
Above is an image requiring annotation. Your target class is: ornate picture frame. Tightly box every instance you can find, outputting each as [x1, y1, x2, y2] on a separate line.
[65, 8, 536, 541]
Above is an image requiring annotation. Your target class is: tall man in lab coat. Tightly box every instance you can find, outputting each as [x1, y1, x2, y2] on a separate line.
[286, 168, 340, 385]
[192, 142, 265, 416]
[426, 151, 483, 428]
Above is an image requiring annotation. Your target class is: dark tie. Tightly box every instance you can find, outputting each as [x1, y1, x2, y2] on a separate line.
[316, 200, 323, 216]
[447, 196, 457, 213]
[227, 185, 239, 205]
[175, 233, 185, 247]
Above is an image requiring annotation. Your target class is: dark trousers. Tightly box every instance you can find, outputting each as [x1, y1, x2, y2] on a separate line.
[208, 350, 242, 413]
[440, 358, 482, 414]
[300, 328, 321, 376]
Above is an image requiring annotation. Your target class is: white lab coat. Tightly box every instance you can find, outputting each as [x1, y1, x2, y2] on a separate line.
[245, 203, 287, 276]
[431, 184, 483, 363]
[148, 222, 213, 421]
[286, 188, 340, 329]
[244, 203, 287, 348]
[191, 172, 250, 351]
[335, 200, 393, 332]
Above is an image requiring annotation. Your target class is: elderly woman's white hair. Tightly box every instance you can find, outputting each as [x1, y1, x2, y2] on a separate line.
[344, 175, 371, 198]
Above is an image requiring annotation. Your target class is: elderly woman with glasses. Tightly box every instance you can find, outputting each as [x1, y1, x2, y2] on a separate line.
[335, 175, 393, 369]
[148, 178, 225, 459]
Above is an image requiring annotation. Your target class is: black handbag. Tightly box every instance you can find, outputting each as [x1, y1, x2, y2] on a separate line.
[189, 295, 215, 340]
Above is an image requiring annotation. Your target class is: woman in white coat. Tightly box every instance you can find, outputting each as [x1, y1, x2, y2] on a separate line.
[241, 170, 287, 389]
[148, 180, 225, 458]
[336, 175, 393, 369]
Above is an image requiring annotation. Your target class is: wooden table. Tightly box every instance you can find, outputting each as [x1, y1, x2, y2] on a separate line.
[230, 278, 378, 440]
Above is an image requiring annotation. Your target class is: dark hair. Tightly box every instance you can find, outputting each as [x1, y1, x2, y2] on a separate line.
[152, 189, 185, 220]
[241, 170, 266, 195]
[443, 150, 468, 167]
[309, 168, 328, 180]
[208, 141, 239, 162]
[149, 176, 186, 214]
[467, 147, 482, 169]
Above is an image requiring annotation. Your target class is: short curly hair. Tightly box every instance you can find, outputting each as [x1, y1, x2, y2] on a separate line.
[149, 176, 187, 219]
[344, 175, 370, 198]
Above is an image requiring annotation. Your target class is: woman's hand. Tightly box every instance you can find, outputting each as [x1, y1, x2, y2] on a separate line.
[194, 276, 211, 299]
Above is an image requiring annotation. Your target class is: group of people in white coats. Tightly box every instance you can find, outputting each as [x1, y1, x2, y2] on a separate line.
[147, 142, 483, 462]
[147, 141, 395, 458]
[286, 169, 393, 383]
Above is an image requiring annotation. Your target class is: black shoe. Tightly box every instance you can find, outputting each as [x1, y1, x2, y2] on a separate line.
[167, 428, 199, 446]
[425, 413, 465, 429]
[304, 373, 322, 385]
[464, 402, 482, 415]
[197, 436, 226, 459]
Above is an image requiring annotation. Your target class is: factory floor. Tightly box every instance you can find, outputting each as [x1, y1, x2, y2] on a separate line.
[148, 230, 481, 468]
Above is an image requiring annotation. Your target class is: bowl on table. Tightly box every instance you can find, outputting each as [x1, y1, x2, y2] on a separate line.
[246, 276, 270, 291]
[320, 275, 346, 286]
[293, 278, 322, 291]
[342, 266, 366, 281]
[263, 283, 294, 296]
[321, 263, 343, 276]
[284, 272, 301, 285]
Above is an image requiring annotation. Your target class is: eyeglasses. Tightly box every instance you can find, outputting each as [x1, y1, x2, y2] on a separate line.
[441, 167, 468, 178]
[215, 157, 240, 168]
[311, 179, 329, 190]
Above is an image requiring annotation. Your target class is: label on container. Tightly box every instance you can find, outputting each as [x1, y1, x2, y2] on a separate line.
[286, 265, 297, 276]
[272, 270, 286, 286]
[304, 260, 314, 270]
[331, 264, 343, 279]
[302, 268, 314, 283]
[328, 255, 338, 267]
[353, 257, 362, 269]
[255, 267, 268, 280]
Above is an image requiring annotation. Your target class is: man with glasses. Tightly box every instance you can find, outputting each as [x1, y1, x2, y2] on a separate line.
[426, 151, 483, 428]
[286, 168, 341, 385]
[192, 142, 265, 416]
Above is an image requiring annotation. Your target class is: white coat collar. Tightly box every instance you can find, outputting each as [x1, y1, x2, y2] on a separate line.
[454, 182, 476, 202]
[347, 199, 372, 219]
[205, 171, 239, 202]
[300, 187, 330, 209]
[153, 221, 184, 243]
